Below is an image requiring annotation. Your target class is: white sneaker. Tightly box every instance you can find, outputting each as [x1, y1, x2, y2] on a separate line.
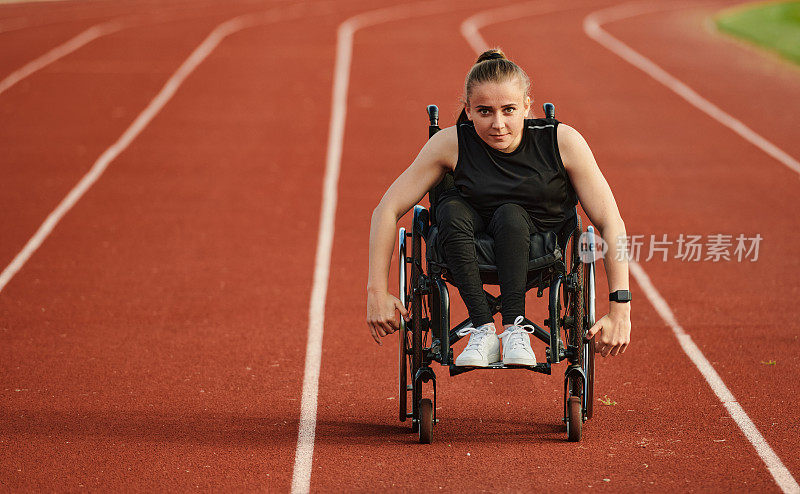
[498, 316, 537, 366]
[454, 323, 501, 367]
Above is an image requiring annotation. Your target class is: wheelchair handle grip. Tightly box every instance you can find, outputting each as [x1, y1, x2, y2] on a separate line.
[543, 102, 555, 119]
[427, 105, 439, 126]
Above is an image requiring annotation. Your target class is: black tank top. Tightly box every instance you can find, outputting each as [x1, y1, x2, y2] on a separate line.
[452, 118, 578, 231]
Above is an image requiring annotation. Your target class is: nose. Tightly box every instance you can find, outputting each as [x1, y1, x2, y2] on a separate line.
[491, 114, 504, 129]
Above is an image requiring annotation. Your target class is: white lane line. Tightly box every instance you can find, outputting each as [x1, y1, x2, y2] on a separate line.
[290, 1, 466, 493]
[630, 262, 800, 494]
[0, 19, 126, 96]
[461, 0, 582, 55]
[585, 3, 800, 491]
[584, 1, 800, 177]
[0, 4, 314, 295]
[464, 3, 800, 493]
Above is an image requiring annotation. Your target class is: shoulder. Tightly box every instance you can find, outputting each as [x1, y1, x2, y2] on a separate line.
[429, 125, 458, 149]
[422, 125, 458, 171]
[556, 123, 582, 142]
[556, 124, 588, 164]
[556, 124, 596, 173]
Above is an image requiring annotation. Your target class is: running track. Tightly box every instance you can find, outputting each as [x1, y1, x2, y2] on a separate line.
[1, 0, 798, 491]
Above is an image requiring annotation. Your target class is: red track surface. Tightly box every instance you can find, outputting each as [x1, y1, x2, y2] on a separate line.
[1, 0, 798, 491]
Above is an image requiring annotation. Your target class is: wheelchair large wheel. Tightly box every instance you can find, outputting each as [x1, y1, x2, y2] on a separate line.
[398, 228, 411, 423]
[562, 217, 586, 441]
[584, 226, 598, 420]
[410, 219, 424, 432]
[569, 216, 585, 369]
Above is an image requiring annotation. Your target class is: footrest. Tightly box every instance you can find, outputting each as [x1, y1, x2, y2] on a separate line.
[449, 362, 551, 377]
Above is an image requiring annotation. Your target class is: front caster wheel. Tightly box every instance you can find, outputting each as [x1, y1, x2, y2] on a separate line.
[418, 398, 434, 444]
[566, 396, 582, 442]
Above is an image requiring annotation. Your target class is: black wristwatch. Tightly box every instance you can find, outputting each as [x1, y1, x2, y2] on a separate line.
[609, 290, 632, 303]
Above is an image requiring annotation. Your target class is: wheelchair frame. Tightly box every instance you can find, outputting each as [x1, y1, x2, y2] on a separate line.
[397, 103, 597, 443]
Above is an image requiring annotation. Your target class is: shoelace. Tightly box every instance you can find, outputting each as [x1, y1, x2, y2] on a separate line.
[498, 315, 536, 351]
[456, 324, 493, 353]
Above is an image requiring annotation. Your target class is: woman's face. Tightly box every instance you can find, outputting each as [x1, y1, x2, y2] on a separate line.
[465, 79, 531, 153]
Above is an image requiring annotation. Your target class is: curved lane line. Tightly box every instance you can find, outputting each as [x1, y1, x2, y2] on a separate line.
[584, 1, 800, 177]
[630, 262, 800, 493]
[289, 2, 471, 492]
[583, 2, 799, 492]
[461, 0, 584, 55]
[463, 3, 800, 493]
[0, 4, 314, 295]
[0, 18, 126, 96]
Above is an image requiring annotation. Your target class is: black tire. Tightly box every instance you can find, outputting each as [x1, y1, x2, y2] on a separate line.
[410, 224, 424, 432]
[418, 398, 434, 444]
[398, 229, 409, 423]
[568, 217, 585, 397]
[566, 396, 582, 442]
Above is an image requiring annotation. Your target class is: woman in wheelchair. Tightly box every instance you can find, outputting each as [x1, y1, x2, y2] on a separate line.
[367, 48, 631, 366]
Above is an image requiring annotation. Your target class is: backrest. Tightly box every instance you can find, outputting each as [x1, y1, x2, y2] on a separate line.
[425, 105, 451, 225]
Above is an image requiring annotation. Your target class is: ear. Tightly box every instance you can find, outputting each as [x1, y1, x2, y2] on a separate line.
[524, 95, 531, 117]
[464, 104, 472, 120]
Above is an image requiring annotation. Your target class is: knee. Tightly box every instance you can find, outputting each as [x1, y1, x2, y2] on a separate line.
[437, 201, 475, 236]
[490, 204, 531, 236]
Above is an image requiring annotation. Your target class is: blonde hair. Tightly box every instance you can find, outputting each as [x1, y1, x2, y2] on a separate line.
[457, 48, 530, 124]
[464, 48, 530, 104]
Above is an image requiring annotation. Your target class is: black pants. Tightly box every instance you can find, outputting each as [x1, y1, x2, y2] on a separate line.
[436, 194, 575, 327]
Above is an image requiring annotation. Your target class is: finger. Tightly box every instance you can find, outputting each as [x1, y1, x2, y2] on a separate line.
[378, 321, 394, 336]
[388, 315, 401, 332]
[369, 325, 382, 345]
[585, 322, 602, 342]
[395, 300, 410, 321]
[619, 342, 628, 354]
[600, 344, 612, 358]
[386, 318, 400, 333]
[610, 344, 621, 357]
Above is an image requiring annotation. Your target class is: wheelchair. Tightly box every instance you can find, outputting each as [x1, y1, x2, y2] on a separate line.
[397, 103, 597, 443]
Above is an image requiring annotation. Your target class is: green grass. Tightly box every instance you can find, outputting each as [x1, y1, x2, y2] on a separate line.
[716, 1, 800, 65]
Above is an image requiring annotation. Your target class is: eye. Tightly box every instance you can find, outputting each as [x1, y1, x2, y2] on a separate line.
[479, 109, 490, 115]
[504, 107, 516, 114]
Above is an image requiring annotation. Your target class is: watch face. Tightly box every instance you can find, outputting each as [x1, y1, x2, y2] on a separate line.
[611, 290, 631, 302]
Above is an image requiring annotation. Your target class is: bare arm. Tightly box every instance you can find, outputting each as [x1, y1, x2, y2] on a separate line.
[366, 126, 457, 344]
[558, 123, 631, 357]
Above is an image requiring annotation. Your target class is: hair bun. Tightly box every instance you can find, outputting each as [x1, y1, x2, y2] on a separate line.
[476, 48, 506, 64]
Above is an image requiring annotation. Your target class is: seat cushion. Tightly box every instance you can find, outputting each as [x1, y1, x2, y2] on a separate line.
[425, 224, 562, 274]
